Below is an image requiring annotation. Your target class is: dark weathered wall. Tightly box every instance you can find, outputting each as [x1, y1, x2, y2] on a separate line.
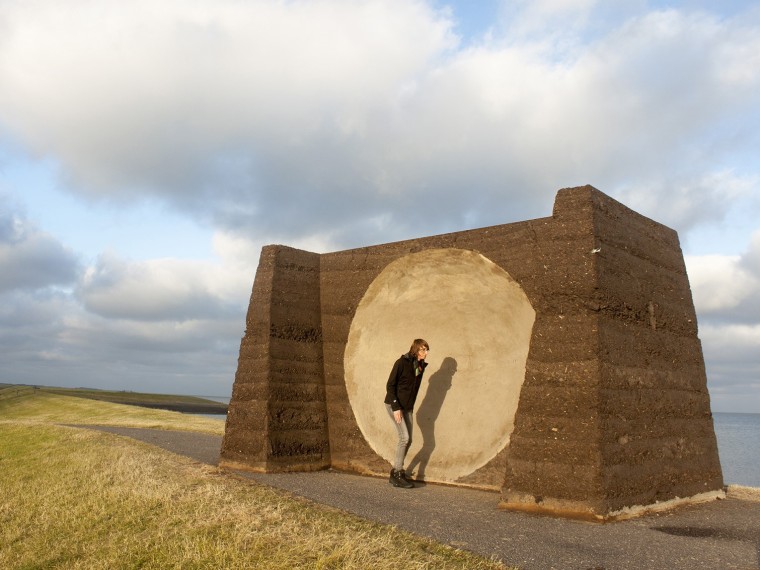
[591, 191, 723, 511]
[499, 189, 724, 517]
[220, 245, 329, 472]
[220, 185, 723, 519]
[501, 188, 607, 514]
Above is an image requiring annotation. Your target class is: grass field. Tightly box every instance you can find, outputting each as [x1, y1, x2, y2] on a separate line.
[0, 387, 509, 569]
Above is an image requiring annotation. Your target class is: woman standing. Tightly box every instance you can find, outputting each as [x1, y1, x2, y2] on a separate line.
[384, 338, 429, 488]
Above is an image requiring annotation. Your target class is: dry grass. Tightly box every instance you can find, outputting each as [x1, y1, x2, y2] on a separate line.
[0, 391, 510, 569]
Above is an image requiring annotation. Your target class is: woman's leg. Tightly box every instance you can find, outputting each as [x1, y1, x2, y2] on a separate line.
[402, 409, 414, 463]
[385, 404, 410, 471]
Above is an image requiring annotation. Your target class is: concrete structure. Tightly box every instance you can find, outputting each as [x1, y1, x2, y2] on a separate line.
[220, 185, 724, 520]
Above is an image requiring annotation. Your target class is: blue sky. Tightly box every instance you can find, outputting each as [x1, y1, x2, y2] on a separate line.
[1, 0, 759, 411]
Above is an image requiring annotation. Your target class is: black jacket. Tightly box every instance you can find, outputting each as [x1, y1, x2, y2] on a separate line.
[384, 353, 428, 412]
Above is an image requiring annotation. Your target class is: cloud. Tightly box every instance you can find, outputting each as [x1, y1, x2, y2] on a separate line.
[0, 195, 247, 390]
[686, 234, 760, 412]
[687, 254, 754, 314]
[0, 239, 252, 394]
[687, 231, 760, 322]
[1, 1, 758, 249]
[493, 0, 599, 47]
[0, 197, 256, 392]
[67, 307, 243, 395]
[0, 1, 455, 208]
[699, 322, 760, 413]
[0, 1, 759, 408]
[78, 251, 243, 322]
[0, 198, 79, 292]
[617, 171, 758, 238]
[0, 289, 82, 383]
[0, 286, 240, 393]
[75, 229, 259, 323]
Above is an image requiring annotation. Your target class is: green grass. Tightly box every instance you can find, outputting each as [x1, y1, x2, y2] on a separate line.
[0, 390, 510, 569]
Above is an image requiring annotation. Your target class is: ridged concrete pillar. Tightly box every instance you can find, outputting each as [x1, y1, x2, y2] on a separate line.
[220, 245, 329, 472]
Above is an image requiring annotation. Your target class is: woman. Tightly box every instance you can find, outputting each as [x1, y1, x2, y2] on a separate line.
[384, 338, 429, 488]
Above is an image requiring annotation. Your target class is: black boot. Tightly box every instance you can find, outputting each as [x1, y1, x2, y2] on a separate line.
[398, 469, 414, 485]
[389, 468, 414, 489]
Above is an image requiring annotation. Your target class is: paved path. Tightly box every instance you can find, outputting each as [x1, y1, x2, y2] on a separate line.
[85, 426, 760, 570]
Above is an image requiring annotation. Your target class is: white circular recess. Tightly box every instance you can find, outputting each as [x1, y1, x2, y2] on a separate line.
[344, 248, 535, 483]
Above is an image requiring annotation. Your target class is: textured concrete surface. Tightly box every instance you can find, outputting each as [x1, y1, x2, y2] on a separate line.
[87, 426, 760, 570]
[344, 248, 535, 485]
[221, 185, 724, 518]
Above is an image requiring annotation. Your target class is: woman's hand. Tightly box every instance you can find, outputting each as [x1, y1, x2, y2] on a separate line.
[394, 409, 402, 424]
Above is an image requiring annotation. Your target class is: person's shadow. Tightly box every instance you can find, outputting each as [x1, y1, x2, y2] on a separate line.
[407, 357, 457, 480]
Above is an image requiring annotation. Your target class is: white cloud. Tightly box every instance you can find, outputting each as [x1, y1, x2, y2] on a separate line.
[687, 254, 755, 313]
[77, 247, 252, 322]
[0, 0, 454, 194]
[699, 322, 760, 413]
[686, 234, 760, 412]
[740, 231, 760, 275]
[494, 0, 599, 47]
[617, 172, 757, 234]
[0, 199, 79, 292]
[687, 230, 760, 320]
[1, 1, 758, 247]
[701, 323, 760, 363]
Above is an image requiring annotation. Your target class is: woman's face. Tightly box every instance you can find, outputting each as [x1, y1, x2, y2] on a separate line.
[417, 346, 429, 361]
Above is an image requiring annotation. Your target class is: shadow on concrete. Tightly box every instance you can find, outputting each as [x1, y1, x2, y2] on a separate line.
[654, 523, 759, 569]
[407, 356, 457, 480]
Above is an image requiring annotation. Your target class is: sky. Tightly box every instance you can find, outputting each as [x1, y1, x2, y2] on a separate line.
[0, 0, 758, 412]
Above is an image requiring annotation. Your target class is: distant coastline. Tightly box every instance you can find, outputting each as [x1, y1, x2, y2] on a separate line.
[126, 401, 228, 414]
[1, 384, 228, 415]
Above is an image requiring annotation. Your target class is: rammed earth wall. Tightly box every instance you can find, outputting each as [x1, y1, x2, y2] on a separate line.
[220, 185, 724, 520]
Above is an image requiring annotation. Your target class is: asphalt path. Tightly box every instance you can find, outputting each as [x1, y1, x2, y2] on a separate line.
[83, 426, 760, 570]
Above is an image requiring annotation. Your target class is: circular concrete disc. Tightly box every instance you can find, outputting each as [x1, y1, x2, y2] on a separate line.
[344, 248, 535, 483]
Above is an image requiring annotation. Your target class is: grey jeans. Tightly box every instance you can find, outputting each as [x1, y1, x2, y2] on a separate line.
[385, 403, 413, 471]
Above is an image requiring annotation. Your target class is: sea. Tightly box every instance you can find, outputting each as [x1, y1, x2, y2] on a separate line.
[194, 395, 229, 422]
[713, 412, 760, 488]
[194, 401, 759, 488]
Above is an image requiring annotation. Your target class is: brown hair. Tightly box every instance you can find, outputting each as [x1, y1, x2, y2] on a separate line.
[408, 338, 430, 356]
